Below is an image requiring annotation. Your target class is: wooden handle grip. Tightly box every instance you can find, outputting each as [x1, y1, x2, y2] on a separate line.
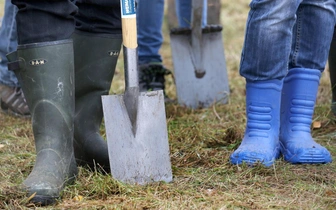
[122, 17, 137, 49]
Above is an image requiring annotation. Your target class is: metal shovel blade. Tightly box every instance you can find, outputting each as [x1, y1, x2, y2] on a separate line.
[170, 26, 230, 109]
[102, 90, 172, 184]
[102, 0, 172, 185]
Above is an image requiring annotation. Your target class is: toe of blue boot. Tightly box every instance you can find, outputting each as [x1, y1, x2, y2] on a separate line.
[230, 137, 280, 167]
[281, 140, 332, 164]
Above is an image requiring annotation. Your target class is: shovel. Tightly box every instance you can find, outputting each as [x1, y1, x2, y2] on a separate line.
[101, 0, 172, 184]
[170, 0, 230, 109]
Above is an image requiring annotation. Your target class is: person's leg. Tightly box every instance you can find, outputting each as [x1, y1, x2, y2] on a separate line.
[175, 0, 207, 28]
[240, 0, 300, 81]
[136, 0, 171, 98]
[328, 28, 336, 115]
[0, 0, 29, 116]
[72, 0, 122, 172]
[0, 0, 18, 87]
[137, 0, 163, 65]
[230, 0, 300, 166]
[9, 0, 78, 205]
[280, 0, 335, 164]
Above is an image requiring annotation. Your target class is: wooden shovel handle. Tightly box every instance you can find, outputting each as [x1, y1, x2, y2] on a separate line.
[120, 0, 137, 49]
[122, 18, 137, 49]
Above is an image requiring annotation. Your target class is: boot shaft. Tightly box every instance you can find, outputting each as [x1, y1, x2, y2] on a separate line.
[73, 31, 122, 97]
[8, 40, 75, 118]
[281, 68, 321, 135]
[7, 39, 75, 154]
[73, 31, 122, 132]
[245, 79, 283, 138]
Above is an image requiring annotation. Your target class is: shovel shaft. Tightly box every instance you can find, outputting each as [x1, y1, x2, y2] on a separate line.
[123, 46, 139, 134]
[124, 47, 139, 89]
[191, 0, 205, 78]
[192, 0, 203, 33]
[120, 0, 139, 89]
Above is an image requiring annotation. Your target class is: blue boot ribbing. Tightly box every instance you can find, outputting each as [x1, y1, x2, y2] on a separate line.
[280, 68, 332, 164]
[230, 79, 282, 167]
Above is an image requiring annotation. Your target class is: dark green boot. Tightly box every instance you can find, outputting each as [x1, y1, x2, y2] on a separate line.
[7, 40, 78, 205]
[72, 31, 122, 171]
[329, 31, 336, 115]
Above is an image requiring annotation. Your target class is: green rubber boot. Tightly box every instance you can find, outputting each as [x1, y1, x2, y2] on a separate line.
[72, 31, 122, 171]
[328, 32, 336, 116]
[7, 40, 78, 205]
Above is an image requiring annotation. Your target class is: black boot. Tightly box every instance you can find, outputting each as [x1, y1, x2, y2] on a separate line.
[138, 62, 172, 102]
[7, 40, 78, 205]
[72, 31, 122, 172]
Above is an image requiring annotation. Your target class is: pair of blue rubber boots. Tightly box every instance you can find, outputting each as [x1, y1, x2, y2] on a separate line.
[230, 68, 332, 167]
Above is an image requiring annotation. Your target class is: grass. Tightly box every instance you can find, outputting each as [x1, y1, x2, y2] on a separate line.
[1, 0, 336, 209]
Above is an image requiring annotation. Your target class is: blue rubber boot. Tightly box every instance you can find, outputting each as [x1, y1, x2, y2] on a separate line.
[230, 79, 282, 167]
[280, 68, 332, 164]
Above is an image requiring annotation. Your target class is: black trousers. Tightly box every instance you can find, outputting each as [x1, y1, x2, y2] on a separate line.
[11, 0, 122, 44]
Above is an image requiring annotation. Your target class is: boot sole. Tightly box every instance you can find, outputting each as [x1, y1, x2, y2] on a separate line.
[28, 194, 59, 206]
[281, 148, 332, 164]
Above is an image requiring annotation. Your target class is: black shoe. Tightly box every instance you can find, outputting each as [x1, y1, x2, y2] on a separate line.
[0, 84, 30, 117]
[138, 62, 173, 102]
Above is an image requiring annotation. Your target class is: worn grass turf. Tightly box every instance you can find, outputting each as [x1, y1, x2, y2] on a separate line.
[1, 0, 336, 209]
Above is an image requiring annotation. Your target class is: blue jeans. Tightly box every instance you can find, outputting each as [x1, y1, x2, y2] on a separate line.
[137, 0, 208, 65]
[240, 0, 336, 81]
[0, 0, 18, 87]
[136, 0, 165, 65]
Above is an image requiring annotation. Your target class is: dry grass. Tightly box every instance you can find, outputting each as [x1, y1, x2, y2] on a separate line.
[1, 0, 336, 209]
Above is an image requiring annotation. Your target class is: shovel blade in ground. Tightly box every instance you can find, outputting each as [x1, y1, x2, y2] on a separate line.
[170, 26, 230, 109]
[102, 90, 173, 184]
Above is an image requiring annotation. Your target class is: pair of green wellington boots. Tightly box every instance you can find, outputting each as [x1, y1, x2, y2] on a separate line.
[7, 31, 122, 205]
